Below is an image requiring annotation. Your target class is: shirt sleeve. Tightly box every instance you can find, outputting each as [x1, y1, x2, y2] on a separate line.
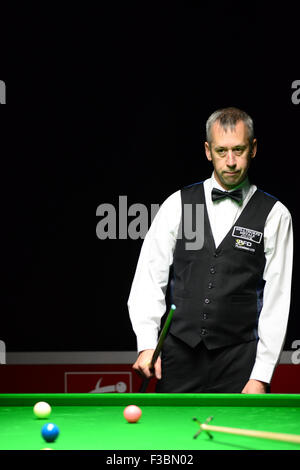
[127, 190, 181, 353]
[250, 201, 294, 383]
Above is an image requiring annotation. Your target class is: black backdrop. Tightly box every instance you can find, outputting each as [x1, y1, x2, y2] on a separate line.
[1, 4, 299, 352]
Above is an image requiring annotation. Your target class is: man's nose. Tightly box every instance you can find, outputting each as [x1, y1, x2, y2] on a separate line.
[226, 150, 236, 167]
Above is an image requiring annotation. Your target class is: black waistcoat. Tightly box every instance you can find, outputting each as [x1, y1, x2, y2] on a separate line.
[169, 182, 278, 350]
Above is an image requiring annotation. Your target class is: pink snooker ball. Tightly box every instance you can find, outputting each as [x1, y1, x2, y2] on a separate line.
[123, 405, 142, 423]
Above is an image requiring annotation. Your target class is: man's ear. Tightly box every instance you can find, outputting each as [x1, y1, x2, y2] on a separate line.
[205, 141, 212, 161]
[250, 138, 257, 159]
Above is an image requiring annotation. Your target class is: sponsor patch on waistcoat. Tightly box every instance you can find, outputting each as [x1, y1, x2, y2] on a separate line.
[234, 238, 256, 254]
[232, 226, 263, 244]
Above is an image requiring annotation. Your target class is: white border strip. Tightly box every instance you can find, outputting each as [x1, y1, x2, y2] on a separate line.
[4, 350, 296, 365]
[6, 351, 138, 365]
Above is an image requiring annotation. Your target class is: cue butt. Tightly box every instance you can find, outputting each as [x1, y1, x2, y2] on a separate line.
[138, 304, 176, 393]
[139, 378, 151, 393]
[200, 423, 300, 445]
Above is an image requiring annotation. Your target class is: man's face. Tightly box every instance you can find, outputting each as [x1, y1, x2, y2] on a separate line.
[204, 120, 257, 190]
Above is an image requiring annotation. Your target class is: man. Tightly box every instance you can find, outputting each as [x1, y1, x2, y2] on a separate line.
[128, 107, 293, 393]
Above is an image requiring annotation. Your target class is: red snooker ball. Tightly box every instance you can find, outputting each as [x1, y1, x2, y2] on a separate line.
[123, 405, 142, 423]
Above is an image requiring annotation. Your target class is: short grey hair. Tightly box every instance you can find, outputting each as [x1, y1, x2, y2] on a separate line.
[206, 107, 254, 145]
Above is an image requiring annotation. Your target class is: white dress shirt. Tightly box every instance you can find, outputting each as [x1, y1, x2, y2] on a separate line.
[127, 173, 293, 384]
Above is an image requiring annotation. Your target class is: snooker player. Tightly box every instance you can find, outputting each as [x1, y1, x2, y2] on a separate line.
[128, 107, 293, 393]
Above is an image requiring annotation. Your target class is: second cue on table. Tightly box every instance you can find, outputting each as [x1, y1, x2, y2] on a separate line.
[139, 304, 176, 393]
[193, 417, 300, 444]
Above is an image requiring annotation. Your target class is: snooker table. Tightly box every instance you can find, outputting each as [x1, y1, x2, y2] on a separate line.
[0, 393, 300, 451]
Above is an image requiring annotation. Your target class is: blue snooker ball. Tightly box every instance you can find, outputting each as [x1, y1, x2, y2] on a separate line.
[41, 423, 60, 443]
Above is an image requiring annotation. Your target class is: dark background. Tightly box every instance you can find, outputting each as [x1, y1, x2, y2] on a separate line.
[1, 4, 299, 352]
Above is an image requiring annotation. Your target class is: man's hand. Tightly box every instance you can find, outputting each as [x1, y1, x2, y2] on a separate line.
[241, 379, 267, 394]
[132, 349, 162, 380]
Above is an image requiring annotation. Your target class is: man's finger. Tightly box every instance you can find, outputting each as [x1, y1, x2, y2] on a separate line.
[154, 356, 162, 380]
[133, 361, 154, 379]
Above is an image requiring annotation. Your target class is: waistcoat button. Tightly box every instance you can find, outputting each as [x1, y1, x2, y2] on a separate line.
[204, 298, 210, 304]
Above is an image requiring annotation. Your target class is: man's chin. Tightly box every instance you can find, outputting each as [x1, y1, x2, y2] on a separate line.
[221, 172, 243, 188]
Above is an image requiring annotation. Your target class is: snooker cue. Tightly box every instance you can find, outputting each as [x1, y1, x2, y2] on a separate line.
[194, 420, 300, 444]
[139, 304, 176, 393]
